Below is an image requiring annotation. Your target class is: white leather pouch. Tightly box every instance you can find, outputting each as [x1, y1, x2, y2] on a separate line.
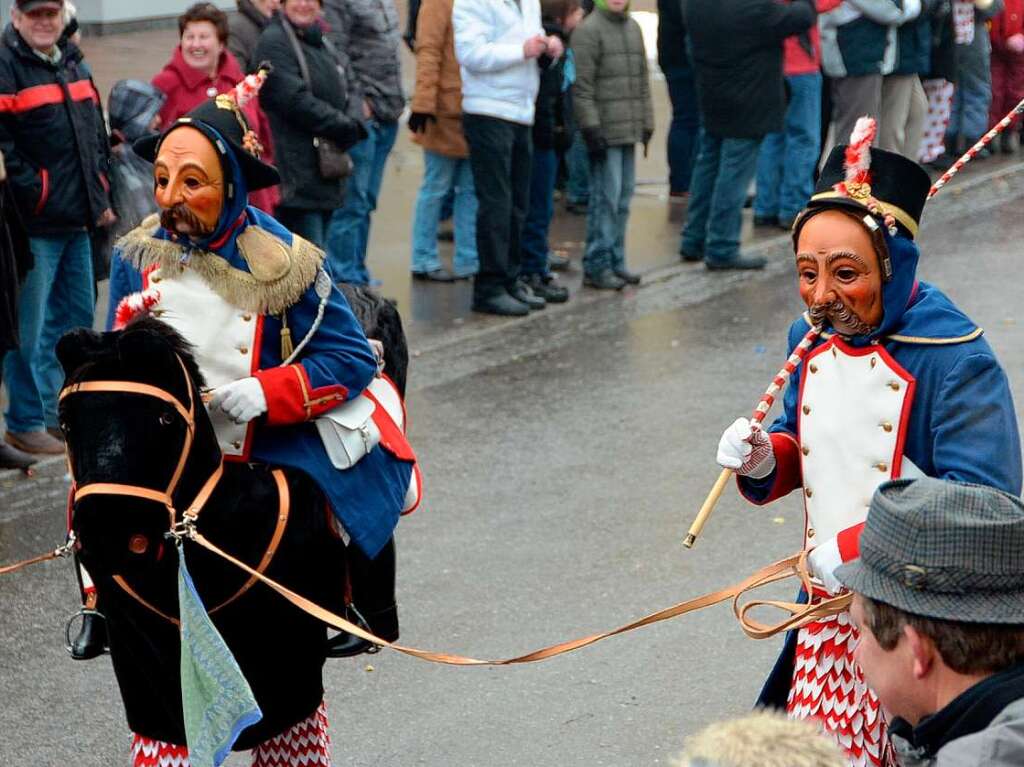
[315, 395, 381, 470]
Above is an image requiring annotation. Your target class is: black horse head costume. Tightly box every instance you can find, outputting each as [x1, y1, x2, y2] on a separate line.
[56, 318, 346, 748]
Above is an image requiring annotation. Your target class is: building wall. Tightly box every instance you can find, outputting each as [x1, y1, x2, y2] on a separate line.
[74, 0, 234, 23]
[0, 0, 234, 27]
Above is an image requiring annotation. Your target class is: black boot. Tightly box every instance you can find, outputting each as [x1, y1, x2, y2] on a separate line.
[68, 611, 108, 661]
[326, 538, 400, 658]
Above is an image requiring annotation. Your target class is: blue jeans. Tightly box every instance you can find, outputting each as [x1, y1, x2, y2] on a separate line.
[565, 129, 590, 205]
[276, 207, 332, 249]
[410, 150, 478, 277]
[665, 65, 700, 194]
[326, 119, 399, 284]
[681, 131, 762, 264]
[584, 145, 635, 275]
[3, 231, 94, 432]
[754, 73, 822, 222]
[520, 148, 558, 276]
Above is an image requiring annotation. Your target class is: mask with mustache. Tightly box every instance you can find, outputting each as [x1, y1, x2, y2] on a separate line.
[153, 126, 225, 240]
[808, 299, 878, 338]
[160, 203, 214, 237]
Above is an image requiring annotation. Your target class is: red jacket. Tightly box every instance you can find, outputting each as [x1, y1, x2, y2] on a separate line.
[991, 0, 1024, 49]
[151, 47, 279, 213]
[784, 0, 843, 75]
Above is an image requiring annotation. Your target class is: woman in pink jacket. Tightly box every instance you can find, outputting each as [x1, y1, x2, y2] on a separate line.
[152, 2, 280, 214]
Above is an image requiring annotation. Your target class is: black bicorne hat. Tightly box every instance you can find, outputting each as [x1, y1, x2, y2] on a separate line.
[796, 119, 931, 242]
[134, 66, 279, 192]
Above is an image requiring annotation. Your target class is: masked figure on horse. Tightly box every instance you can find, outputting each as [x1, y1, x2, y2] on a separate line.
[62, 66, 420, 765]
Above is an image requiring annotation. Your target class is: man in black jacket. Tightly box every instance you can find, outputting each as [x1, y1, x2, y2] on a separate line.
[0, 0, 114, 456]
[680, 0, 815, 270]
[657, 0, 698, 197]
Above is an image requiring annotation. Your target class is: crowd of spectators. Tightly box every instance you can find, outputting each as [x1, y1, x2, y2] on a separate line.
[5, 0, 1024, 451]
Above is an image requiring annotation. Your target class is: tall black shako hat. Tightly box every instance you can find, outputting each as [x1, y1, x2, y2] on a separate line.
[793, 118, 931, 279]
[134, 65, 279, 192]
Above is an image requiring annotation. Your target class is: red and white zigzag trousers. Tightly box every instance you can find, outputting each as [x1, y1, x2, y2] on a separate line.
[130, 700, 331, 766]
[787, 610, 895, 767]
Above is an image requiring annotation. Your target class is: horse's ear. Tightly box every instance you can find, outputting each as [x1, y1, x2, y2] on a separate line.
[56, 328, 107, 377]
[115, 324, 177, 375]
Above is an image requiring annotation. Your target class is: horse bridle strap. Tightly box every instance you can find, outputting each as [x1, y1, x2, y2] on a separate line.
[59, 355, 198, 514]
[111, 467, 290, 624]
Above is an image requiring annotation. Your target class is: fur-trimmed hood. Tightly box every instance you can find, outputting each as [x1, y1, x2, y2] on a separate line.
[674, 712, 845, 767]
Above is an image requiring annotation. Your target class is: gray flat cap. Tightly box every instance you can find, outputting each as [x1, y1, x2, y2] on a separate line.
[835, 477, 1024, 623]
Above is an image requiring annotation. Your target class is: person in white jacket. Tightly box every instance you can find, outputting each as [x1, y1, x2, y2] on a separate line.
[452, 0, 562, 316]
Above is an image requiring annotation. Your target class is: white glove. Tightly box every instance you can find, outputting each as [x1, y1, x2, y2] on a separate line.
[716, 417, 776, 479]
[209, 377, 267, 424]
[808, 537, 845, 595]
[368, 339, 385, 377]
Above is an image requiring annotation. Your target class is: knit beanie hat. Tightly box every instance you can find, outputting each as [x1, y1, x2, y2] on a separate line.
[593, 0, 630, 11]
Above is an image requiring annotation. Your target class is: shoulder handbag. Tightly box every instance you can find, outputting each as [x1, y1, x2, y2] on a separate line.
[315, 393, 381, 470]
[280, 19, 354, 181]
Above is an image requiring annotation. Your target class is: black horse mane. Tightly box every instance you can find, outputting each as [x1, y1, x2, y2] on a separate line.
[62, 317, 207, 392]
[337, 283, 409, 396]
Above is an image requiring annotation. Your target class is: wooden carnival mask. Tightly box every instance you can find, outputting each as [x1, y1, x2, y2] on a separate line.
[154, 126, 224, 238]
[795, 209, 884, 338]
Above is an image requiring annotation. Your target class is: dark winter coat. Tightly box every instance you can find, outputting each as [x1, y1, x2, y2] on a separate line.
[684, 0, 816, 139]
[657, 0, 689, 72]
[228, 0, 273, 73]
[322, 0, 405, 122]
[889, 663, 1024, 767]
[255, 16, 363, 211]
[533, 21, 572, 151]
[0, 163, 30, 354]
[573, 8, 654, 147]
[894, 0, 941, 75]
[0, 24, 112, 236]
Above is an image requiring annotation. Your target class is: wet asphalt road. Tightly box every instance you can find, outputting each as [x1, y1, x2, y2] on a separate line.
[3, 166, 1024, 766]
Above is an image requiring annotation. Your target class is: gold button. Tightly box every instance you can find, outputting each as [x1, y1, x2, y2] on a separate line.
[875, 462, 888, 472]
[881, 422, 894, 433]
[805, 487, 813, 498]
[801, 445, 810, 456]
[889, 381, 901, 391]
[802, 405, 811, 415]
[242, 314, 252, 322]
[151, 275, 162, 283]
[232, 440, 242, 450]
[831, 347, 837, 357]
[870, 357, 877, 368]
[239, 346, 249, 355]
[807, 528, 815, 539]
[809, 363, 818, 374]
[152, 309, 164, 317]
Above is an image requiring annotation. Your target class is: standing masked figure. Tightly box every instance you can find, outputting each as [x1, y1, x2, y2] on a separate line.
[715, 119, 1022, 767]
[103, 68, 420, 765]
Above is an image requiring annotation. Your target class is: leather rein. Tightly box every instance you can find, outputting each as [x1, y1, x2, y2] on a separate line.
[2, 357, 851, 663]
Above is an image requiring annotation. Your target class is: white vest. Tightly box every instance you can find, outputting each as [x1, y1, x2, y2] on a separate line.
[798, 338, 916, 547]
[148, 266, 257, 458]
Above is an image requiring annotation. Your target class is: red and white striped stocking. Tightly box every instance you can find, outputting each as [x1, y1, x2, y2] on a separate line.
[130, 734, 190, 767]
[250, 700, 332, 767]
[129, 700, 331, 767]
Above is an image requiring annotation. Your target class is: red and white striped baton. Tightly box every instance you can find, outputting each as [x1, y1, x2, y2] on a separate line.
[929, 96, 1024, 199]
[684, 327, 821, 548]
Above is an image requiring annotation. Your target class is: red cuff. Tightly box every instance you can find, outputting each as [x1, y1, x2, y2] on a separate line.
[837, 522, 865, 562]
[254, 364, 348, 425]
[738, 431, 803, 505]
